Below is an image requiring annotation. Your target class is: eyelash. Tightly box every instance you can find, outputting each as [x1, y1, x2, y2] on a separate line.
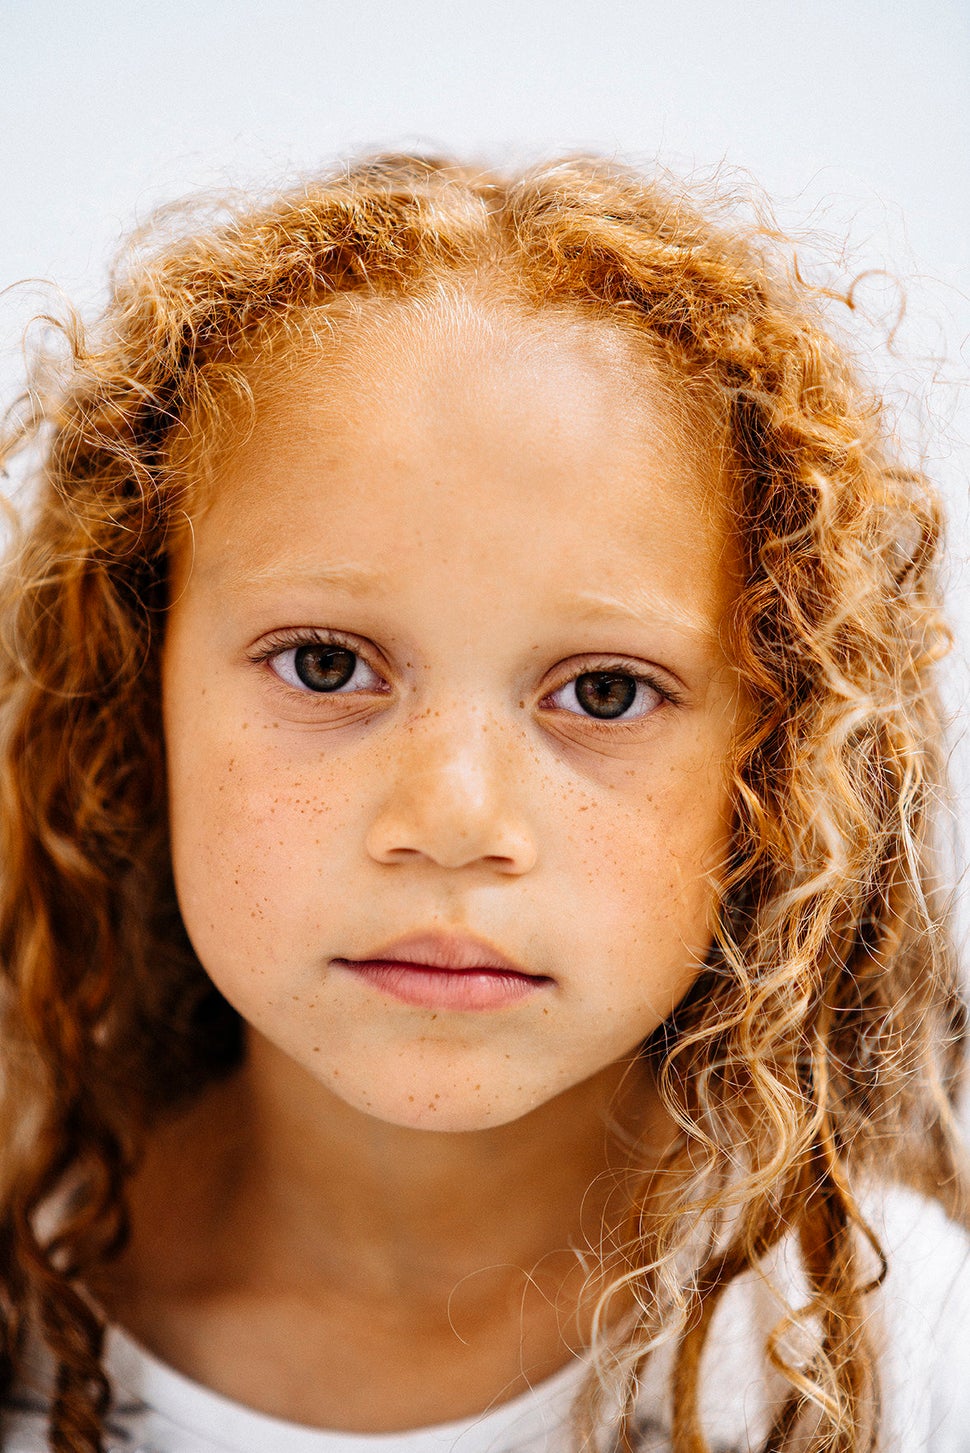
[246, 628, 684, 727]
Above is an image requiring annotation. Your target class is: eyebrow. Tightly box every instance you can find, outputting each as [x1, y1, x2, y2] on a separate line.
[212, 559, 390, 595]
[560, 589, 718, 643]
[214, 563, 715, 642]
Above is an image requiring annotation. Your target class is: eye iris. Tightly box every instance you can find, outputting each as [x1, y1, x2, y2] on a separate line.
[293, 645, 356, 692]
[575, 671, 638, 719]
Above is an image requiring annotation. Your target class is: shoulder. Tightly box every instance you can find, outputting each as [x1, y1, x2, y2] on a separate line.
[863, 1181, 970, 1351]
[679, 1184, 970, 1453]
[2, 1336, 56, 1453]
[0, 1392, 49, 1453]
[1, 1335, 156, 1453]
[861, 1183, 970, 1452]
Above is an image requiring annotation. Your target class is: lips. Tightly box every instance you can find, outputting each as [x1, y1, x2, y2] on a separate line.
[331, 930, 551, 1011]
[346, 930, 534, 975]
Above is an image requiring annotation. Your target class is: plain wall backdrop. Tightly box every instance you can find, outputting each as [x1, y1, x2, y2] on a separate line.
[3, 0, 969, 1012]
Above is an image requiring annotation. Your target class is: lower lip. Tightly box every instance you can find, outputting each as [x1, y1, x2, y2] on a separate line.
[333, 959, 547, 1011]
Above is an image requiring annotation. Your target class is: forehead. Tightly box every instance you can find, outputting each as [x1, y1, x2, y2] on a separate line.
[177, 298, 736, 628]
[249, 297, 715, 479]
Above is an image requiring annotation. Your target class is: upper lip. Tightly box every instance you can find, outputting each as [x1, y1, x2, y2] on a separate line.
[340, 931, 539, 977]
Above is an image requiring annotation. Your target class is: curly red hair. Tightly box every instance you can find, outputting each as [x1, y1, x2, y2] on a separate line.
[0, 153, 965, 1453]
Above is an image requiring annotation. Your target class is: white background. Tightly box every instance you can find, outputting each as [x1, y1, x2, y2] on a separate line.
[2, 0, 969, 1004]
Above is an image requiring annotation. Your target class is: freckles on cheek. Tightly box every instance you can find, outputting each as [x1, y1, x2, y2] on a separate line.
[567, 758, 727, 951]
[171, 738, 346, 969]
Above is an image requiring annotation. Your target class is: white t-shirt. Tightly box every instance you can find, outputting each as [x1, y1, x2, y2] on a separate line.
[4, 1186, 969, 1453]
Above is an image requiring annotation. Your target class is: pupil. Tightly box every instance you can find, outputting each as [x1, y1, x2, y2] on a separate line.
[575, 671, 637, 719]
[294, 645, 356, 692]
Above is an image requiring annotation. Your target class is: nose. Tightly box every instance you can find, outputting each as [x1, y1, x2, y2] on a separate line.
[364, 704, 538, 874]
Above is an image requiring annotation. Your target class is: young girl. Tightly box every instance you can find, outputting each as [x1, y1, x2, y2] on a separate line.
[0, 153, 967, 1453]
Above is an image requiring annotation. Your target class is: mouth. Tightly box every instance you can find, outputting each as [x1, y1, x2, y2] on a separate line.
[331, 930, 553, 1012]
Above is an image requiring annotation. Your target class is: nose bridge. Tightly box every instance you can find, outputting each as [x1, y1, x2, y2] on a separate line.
[408, 690, 500, 787]
[366, 688, 537, 871]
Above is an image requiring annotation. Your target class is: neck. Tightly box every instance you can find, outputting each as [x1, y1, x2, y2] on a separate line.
[114, 1032, 666, 1318]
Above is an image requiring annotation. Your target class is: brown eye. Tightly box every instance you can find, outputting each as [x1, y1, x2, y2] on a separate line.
[293, 645, 357, 692]
[266, 640, 383, 695]
[574, 672, 638, 719]
[548, 669, 663, 722]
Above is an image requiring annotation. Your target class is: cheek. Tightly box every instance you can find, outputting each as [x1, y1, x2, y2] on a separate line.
[164, 712, 357, 972]
[553, 741, 731, 1012]
[570, 746, 729, 914]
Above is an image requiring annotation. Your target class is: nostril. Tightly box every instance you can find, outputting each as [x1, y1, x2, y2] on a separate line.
[363, 765, 538, 873]
[365, 818, 537, 873]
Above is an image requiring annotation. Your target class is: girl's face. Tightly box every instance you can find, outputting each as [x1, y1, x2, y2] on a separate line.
[162, 304, 741, 1133]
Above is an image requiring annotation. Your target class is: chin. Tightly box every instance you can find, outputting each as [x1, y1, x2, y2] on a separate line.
[318, 1062, 549, 1134]
[354, 1086, 540, 1134]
